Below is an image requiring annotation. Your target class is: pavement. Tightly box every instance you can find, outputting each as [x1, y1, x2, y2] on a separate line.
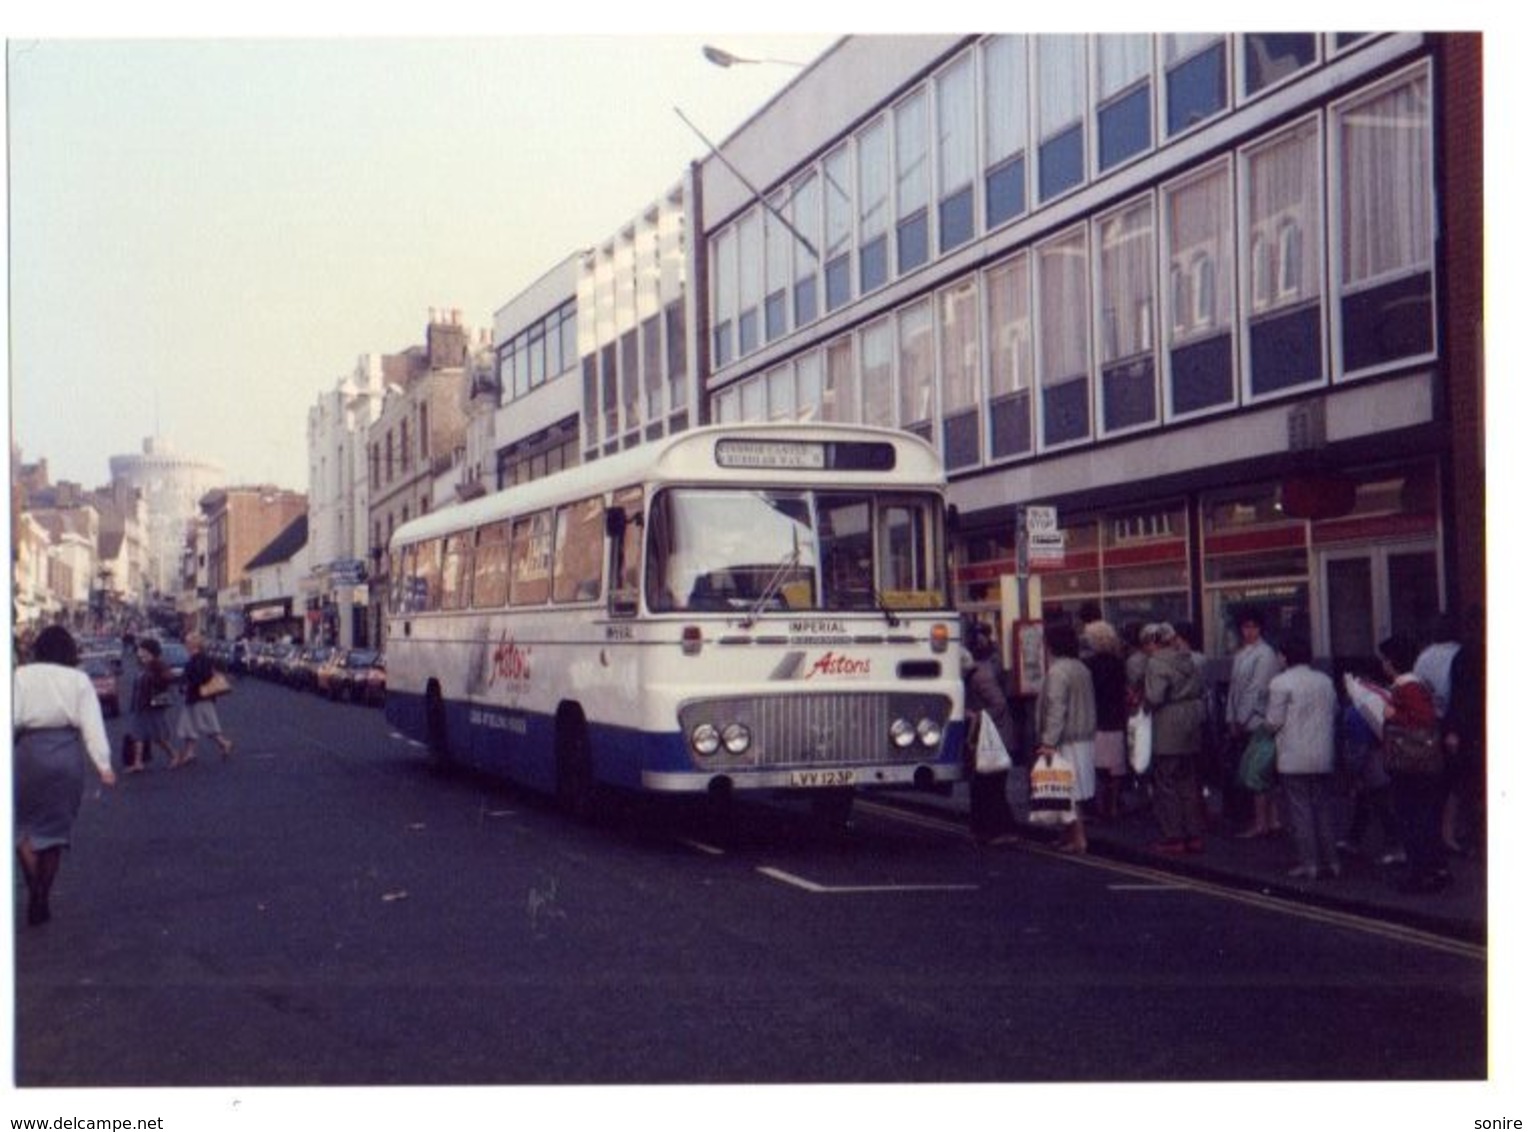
[888, 771, 1487, 946]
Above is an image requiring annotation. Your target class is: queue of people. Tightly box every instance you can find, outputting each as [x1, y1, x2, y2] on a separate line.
[958, 605, 1482, 899]
[13, 625, 239, 929]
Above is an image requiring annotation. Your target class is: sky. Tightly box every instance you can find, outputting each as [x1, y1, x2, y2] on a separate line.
[9, 5, 1517, 495]
[7, 27, 843, 491]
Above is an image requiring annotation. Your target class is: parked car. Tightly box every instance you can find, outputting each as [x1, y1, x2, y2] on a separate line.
[277, 645, 311, 687]
[315, 649, 350, 698]
[79, 637, 123, 674]
[281, 645, 325, 691]
[330, 649, 380, 702]
[81, 656, 121, 717]
[259, 642, 295, 681]
[347, 651, 386, 706]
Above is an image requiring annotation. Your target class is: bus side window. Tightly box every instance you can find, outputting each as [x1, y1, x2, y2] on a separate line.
[608, 485, 644, 617]
[416, 539, 443, 611]
[511, 513, 552, 606]
[389, 547, 408, 614]
[554, 497, 605, 604]
[440, 532, 471, 612]
[471, 521, 510, 608]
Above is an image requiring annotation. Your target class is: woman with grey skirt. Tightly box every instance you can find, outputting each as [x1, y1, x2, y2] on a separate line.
[172, 632, 234, 767]
[13, 625, 117, 926]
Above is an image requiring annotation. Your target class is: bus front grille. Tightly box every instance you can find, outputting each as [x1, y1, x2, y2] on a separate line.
[677, 692, 953, 768]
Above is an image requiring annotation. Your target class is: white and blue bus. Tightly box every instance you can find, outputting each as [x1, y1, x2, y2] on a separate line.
[384, 423, 965, 820]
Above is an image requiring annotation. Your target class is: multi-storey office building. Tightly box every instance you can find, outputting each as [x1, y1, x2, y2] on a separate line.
[578, 181, 696, 458]
[307, 356, 389, 647]
[488, 254, 584, 492]
[696, 33, 1483, 669]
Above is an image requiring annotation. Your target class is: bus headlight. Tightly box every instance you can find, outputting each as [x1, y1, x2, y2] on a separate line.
[691, 723, 722, 756]
[917, 717, 943, 748]
[889, 718, 916, 749]
[722, 722, 752, 755]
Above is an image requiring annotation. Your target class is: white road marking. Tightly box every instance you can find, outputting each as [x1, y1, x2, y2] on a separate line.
[757, 866, 978, 895]
[864, 799, 1485, 960]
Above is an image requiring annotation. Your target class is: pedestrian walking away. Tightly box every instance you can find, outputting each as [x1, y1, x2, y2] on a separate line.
[13, 624, 117, 926]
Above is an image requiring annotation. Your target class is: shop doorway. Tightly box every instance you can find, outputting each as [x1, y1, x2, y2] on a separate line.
[1320, 543, 1440, 672]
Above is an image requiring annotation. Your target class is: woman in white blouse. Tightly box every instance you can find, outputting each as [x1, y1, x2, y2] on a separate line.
[13, 625, 116, 926]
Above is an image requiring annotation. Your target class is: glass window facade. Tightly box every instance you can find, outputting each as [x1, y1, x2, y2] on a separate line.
[576, 186, 688, 461]
[704, 42, 1438, 485]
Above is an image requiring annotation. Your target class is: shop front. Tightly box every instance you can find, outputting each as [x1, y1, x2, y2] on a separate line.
[954, 458, 1444, 676]
[244, 597, 301, 643]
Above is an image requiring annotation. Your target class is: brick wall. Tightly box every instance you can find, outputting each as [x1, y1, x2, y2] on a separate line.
[1436, 33, 1485, 621]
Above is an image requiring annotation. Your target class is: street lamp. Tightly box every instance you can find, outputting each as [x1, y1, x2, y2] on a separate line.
[702, 45, 805, 69]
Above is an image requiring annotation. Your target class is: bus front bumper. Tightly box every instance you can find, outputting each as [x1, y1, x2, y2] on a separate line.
[641, 761, 963, 794]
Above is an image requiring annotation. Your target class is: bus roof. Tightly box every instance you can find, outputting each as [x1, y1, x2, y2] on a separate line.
[390, 423, 944, 550]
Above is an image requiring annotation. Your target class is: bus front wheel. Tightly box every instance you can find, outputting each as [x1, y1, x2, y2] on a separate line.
[426, 685, 450, 774]
[555, 713, 599, 823]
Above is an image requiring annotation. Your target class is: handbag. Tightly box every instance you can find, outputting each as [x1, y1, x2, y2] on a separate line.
[1237, 728, 1277, 793]
[973, 711, 1013, 775]
[1381, 723, 1444, 776]
[199, 671, 233, 699]
[1028, 751, 1076, 826]
[1127, 707, 1153, 774]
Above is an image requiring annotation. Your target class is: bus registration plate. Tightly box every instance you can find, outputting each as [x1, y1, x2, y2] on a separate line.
[788, 769, 856, 788]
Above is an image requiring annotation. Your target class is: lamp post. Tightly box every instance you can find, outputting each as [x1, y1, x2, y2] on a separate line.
[702, 45, 805, 69]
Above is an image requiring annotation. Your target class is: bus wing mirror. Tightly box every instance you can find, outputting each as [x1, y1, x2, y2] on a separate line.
[946, 504, 961, 534]
[605, 507, 628, 539]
